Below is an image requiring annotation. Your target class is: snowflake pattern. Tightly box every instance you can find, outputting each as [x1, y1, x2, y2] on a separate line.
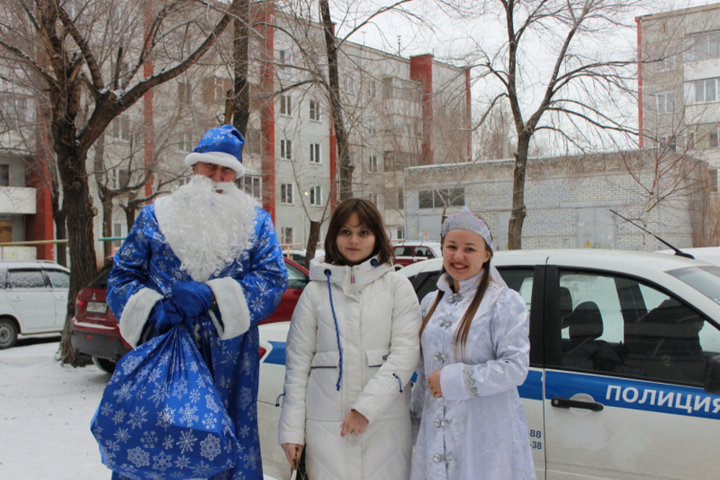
[200, 434, 222, 461]
[175, 430, 197, 454]
[140, 431, 158, 449]
[202, 412, 217, 430]
[127, 447, 150, 468]
[114, 428, 130, 444]
[95, 206, 285, 479]
[178, 404, 199, 427]
[127, 406, 149, 430]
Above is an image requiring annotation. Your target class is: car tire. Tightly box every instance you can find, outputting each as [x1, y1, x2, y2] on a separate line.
[0, 317, 18, 349]
[92, 356, 117, 374]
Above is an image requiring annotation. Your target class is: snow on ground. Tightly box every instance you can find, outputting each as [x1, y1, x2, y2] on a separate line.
[0, 339, 279, 480]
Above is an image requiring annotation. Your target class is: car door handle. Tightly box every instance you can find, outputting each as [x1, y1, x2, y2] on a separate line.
[551, 397, 604, 411]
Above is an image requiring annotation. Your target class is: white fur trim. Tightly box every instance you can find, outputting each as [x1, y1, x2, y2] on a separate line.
[185, 151, 245, 177]
[207, 277, 250, 340]
[119, 288, 163, 348]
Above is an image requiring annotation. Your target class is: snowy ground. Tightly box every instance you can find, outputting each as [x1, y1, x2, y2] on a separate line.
[0, 338, 279, 480]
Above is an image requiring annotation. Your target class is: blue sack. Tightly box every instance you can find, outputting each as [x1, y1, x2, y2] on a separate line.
[91, 324, 239, 480]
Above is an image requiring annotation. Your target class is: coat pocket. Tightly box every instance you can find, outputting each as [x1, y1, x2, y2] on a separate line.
[310, 350, 339, 369]
[366, 348, 391, 367]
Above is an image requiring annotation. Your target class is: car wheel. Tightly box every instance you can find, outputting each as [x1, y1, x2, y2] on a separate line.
[92, 356, 117, 374]
[0, 318, 18, 349]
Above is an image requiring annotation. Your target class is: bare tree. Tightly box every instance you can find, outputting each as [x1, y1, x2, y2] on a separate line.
[0, 0, 241, 364]
[443, 0, 645, 248]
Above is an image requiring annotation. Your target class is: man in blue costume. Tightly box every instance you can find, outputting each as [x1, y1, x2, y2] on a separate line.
[107, 124, 288, 480]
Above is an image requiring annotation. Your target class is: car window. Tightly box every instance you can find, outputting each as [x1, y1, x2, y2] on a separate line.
[555, 269, 720, 386]
[286, 263, 308, 290]
[498, 268, 534, 313]
[415, 247, 431, 258]
[45, 269, 70, 289]
[0, 270, 6, 289]
[9, 269, 46, 289]
[88, 263, 113, 289]
[394, 247, 413, 257]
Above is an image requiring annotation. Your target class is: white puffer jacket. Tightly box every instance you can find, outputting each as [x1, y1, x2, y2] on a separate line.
[279, 255, 422, 480]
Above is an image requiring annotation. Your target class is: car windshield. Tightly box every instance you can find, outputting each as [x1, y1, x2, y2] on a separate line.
[666, 265, 720, 305]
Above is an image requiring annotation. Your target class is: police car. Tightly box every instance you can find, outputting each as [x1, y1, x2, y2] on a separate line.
[258, 250, 720, 480]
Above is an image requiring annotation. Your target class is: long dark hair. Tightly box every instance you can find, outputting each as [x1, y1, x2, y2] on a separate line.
[323, 198, 393, 266]
[419, 238, 493, 355]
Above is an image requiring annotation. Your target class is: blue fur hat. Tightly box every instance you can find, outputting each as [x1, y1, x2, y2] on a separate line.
[185, 125, 245, 177]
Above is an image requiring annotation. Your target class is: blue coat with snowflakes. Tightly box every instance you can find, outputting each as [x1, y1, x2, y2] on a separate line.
[107, 201, 288, 480]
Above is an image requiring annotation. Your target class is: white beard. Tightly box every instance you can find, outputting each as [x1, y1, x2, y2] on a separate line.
[155, 175, 258, 282]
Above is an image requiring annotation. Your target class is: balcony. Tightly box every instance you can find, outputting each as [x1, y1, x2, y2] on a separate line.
[0, 187, 36, 215]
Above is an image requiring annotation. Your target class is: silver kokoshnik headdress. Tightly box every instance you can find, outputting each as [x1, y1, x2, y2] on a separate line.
[441, 208, 494, 251]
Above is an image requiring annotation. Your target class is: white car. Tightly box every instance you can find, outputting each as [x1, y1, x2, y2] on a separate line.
[258, 250, 720, 480]
[0, 260, 70, 349]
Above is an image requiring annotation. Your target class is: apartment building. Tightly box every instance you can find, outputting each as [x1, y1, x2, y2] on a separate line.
[638, 3, 720, 173]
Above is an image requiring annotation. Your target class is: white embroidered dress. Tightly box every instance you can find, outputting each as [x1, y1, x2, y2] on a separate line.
[411, 272, 535, 480]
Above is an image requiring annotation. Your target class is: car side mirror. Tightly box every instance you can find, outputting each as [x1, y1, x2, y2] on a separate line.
[705, 355, 720, 394]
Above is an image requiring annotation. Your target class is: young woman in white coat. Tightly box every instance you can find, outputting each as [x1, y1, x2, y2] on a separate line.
[411, 209, 535, 480]
[279, 198, 422, 480]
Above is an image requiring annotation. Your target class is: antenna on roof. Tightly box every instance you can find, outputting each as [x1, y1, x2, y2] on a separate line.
[610, 209, 694, 259]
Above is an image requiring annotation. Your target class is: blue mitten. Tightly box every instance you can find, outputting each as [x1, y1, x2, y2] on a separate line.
[172, 281, 213, 319]
[148, 298, 184, 335]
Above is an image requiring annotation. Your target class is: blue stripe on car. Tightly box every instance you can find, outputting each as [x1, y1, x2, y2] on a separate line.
[265, 341, 286, 365]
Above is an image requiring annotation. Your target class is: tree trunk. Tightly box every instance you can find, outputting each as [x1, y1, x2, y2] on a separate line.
[231, 0, 250, 136]
[305, 220, 322, 269]
[319, 0, 353, 201]
[53, 115, 98, 365]
[508, 135, 530, 250]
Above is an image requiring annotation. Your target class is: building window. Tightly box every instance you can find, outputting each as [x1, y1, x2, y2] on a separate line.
[657, 55, 675, 72]
[684, 31, 720, 62]
[656, 92, 675, 113]
[179, 132, 193, 152]
[280, 139, 292, 160]
[110, 169, 129, 189]
[382, 77, 421, 102]
[278, 49, 293, 72]
[367, 119, 377, 136]
[0, 164, 9, 186]
[243, 175, 262, 200]
[691, 78, 718, 103]
[309, 100, 320, 121]
[398, 190, 404, 209]
[281, 183, 294, 204]
[310, 143, 321, 163]
[658, 135, 677, 151]
[111, 117, 131, 140]
[710, 130, 719, 148]
[686, 131, 695, 149]
[113, 223, 124, 247]
[419, 188, 465, 209]
[2, 97, 29, 123]
[178, 82, 192, 103]
[368, 155, 379, 173]
[368, 193, 378, 205]
[281, 226, 294, 244]
[344, 76, 355, 95]
[397, 227, 404, 240]
[310, 186, 322, 206]
[368, 80, 377, 98]
[280, 95, 292, 116]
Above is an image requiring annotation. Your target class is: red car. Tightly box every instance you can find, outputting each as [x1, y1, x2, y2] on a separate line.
[70, 257, 309, 373]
